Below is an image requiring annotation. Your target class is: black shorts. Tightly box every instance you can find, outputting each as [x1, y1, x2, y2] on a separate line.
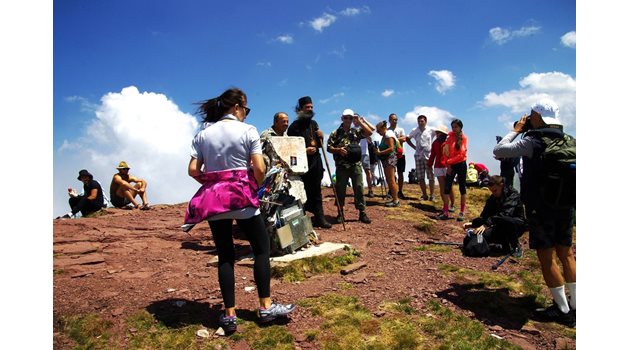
[396, 155, 406, 174]
[111, 194, 131, 208]
[527, 207, 574, 249]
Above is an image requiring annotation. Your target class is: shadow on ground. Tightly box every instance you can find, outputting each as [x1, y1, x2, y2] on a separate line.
[436, 283, 539, 330]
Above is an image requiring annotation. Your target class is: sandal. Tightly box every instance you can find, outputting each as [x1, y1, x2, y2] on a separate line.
[141, 204, 151, 210]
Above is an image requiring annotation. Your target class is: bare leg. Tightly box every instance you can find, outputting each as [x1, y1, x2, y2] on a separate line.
[387, 167, 398, 202]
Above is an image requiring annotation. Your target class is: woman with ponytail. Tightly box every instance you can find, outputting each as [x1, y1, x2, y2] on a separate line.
[187, 87, 295, 333]
[439, 119, 468, 221]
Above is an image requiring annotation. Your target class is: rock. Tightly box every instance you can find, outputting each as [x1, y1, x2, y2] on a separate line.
[554, 337, 575, 350]
[520, 325, 541, 336]
[340, 261, 368, 275]
[244, 286, 256, 293]
[374, 310, 386, 317]
[111, 307, 124, 316]
[166, 288, 177, 293]
[214, 327, 225, 337]
[196, 329, 210, 338]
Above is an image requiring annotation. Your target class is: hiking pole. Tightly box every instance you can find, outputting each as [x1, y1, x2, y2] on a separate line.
[421, 240, 463, 247]
[491, 252, 512, 270]
[374, 142, 386, 197]
[316, 133, 346, 231]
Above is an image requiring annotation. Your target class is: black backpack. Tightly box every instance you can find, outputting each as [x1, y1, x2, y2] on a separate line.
[463, 232, 490, 257]
[525, 128, 576, 209]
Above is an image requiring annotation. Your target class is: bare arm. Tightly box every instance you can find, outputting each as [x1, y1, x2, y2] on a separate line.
[113, 174, 137, 191]
[188, 157, 204, 184]
[87, 188, 98, 200]
[250, 154, 265, 186]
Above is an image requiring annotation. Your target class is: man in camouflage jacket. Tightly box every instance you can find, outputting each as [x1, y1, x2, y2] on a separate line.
[327, 109, 373, 224]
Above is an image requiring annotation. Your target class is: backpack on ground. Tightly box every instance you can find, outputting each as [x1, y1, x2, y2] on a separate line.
[462, 231, 490, 257]
[525, 128, 576, 208]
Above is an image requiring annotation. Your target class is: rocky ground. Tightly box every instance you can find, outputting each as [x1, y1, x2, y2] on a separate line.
[53, 185, 576, 349]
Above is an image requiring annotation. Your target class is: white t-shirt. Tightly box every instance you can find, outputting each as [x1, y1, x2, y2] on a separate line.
[408, 126, 434, 160]
[190, 114, 262, 220]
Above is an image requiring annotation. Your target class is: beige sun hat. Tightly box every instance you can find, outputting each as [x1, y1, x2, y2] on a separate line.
[435, 124, 449, 135]
[116, 161, 130, 169]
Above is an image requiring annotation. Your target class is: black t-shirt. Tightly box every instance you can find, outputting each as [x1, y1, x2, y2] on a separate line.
[83, 179, 104, 206]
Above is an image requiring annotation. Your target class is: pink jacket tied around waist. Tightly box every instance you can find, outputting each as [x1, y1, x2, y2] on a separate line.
[184, 168, 259, 225]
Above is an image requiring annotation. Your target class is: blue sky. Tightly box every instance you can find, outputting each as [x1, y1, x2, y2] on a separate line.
[52, 0, 577, 218]
[8, 2, 630, 347]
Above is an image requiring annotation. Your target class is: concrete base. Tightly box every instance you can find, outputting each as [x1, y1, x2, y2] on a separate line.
[208, 242, 350, 267]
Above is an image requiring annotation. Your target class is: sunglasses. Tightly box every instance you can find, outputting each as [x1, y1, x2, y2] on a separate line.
[238, 105, 251, 116]
[342, 115, 354, 120]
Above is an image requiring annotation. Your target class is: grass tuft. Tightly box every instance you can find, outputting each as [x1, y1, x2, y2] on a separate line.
[61, 313, 113, 349]
[271, 248, 359, 282]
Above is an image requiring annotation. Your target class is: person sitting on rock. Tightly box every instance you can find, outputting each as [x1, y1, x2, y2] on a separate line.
[60, 169, 105, 219]
[109, 161, 150, 210]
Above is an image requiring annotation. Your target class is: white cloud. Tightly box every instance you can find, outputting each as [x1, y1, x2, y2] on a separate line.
[381, 89, 394, 97]
[310, 13, 337, 32]
[320, 92, 345, 104]
[561, 31, 576, 48]
[275, 34, 294, 44]
[428, 70, 456, 94]
[339, 6, 370, 16]
[402, 106, 456, 130]
[482, 71, 576, 130]
[489, 25, 541, 45]
[256, 61, 272, 67]
[53, 86, 201, 217]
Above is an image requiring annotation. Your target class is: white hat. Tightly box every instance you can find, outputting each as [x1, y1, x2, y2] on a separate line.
[342, 108, 355, 116]
[531, 99, 561, 126]
[435, 124, 448, 135]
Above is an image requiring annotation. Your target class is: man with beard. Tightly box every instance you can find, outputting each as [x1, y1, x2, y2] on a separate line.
[287, 96, 332, 229]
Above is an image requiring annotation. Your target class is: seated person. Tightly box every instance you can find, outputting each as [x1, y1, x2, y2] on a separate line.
[463, 175, 526, 255]
[109, 161, 150, 209]
[61, 169, 105, 218]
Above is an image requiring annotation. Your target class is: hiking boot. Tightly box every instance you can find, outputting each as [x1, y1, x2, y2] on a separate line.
[366, 190, 374, 198]
[457, 212, 465, 221]
[359, 211, 371, 224]
[420, 195, 429, 201]
[385, 194, 392, 201]
[218, 314, 237, 333]
[436, 212, 450, 220]
[533, 303, 575, 328]
[398, 191, 407, 199]
[312, 216, 332, 229]
[258, 302, 296, 323]
[448, 205, 456, 213]
[384, 200, 400, 208]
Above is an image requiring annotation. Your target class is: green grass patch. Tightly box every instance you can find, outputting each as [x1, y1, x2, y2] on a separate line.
[231, 321, 294, 350]
[125, 310, 226, 350]
[419, 300, 521, 350]
[380, 297, 416, 315]
[60, 313, 113, 350]
[271, 247, 360, 282]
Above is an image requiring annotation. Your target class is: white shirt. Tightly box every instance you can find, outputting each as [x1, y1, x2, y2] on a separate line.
[190, 114, 262, 220]
[408, 126, 434, 160]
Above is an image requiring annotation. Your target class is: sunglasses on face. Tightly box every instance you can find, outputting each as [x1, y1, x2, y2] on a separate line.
[241, 105, 251, 116]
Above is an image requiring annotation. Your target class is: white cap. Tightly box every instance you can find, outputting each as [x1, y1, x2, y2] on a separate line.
[531, 99, 561, 126]
[342, 108, 355, 116]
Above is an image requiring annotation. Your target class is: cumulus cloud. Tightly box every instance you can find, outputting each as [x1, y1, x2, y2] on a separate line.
[310, 13, 337, 32]
[320, 92, 345, 104]
[428, 70, 456, 94]
[482, 71, 576, 130]
[256, 61, 272, 67]
[489, 25, 541, 45]
[402, 106, 457, 129]
[561, 31, 576, 48]
[275, 34, 294, 44]
[381, 89, 394, 97]
[54, 86, 201, 217]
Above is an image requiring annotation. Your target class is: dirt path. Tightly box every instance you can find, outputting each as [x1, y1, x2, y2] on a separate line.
[53, 185, 575, 349]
